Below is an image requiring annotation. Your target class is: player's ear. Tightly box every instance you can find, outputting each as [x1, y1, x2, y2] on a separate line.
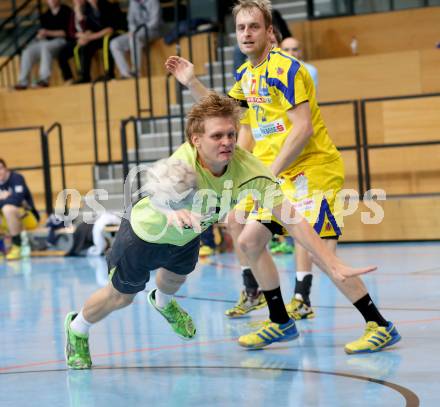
[191, 133, 200, 148]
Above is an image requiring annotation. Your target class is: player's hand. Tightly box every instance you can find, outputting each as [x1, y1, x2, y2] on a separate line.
[269, 163, 282, 178]
[0, 190, 10, 200]
[77, 37, 89, 46]
[165, 56, 195, 87]
[37, 29, 47, 39]
[328, 259, 377, 282]
[77, 32, 91, 46]
[167, 209, 202, 233]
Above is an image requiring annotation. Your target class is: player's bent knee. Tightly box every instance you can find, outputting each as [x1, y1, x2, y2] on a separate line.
[237, 233, 265, 256]
[115, 292, 135, 308]
[159, 270, 187, 287]
[108, 284, 135, 308]
[1, 204, 19, 217]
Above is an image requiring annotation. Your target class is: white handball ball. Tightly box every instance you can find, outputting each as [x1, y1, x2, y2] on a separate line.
[145, 158, 197, 210]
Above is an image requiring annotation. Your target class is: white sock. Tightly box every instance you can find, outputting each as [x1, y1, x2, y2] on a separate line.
[241, 266, 251, 271]
[155, 289, 172, 308]
[70, 309, 93, 336]
[296, 271, 312, 282]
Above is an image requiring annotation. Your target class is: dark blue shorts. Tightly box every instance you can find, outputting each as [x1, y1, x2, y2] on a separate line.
[107, 219, 200, 294]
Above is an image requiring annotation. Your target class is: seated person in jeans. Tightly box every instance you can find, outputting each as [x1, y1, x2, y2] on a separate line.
[0, 159, 40, 260]
[73, 0, 122, 83]
[15, 0, 72, 89]
[110, 0, 161, 79]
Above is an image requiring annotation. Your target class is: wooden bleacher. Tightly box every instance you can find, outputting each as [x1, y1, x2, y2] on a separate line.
[312, 49, 440, 103]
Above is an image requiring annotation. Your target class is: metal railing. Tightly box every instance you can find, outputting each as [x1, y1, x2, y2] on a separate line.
[306, 0, 433, 19]
[133, 23, 153, 118]
[360, 92, 440, 197]
[91, 77, 111, 164]
[91, 23, 157, 167]
[0, 122, 67, 215]
[320, 100, 364, 195]
[120, 117, 140, 193]
[120, 90, 440, 200]
[120, 116, 164, 207]
[45, 122, 67, 213]
[0, 0, 42, 87]
[0, 125, 50, 214]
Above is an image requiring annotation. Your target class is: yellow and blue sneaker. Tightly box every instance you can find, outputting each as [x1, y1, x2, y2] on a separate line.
[285, 298, 315, 320]
[199, 245, 215, 257]
[238, 319, 299, 349]
[6, 245, 21, 261]
[345, 321, 401, 354]
[225, 290, 267, 318]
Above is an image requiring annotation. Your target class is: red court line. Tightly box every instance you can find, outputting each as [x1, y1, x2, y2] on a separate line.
[0, 338, 236, 373]
[1, 316, 439, 373]
[205, 260, 440, 276]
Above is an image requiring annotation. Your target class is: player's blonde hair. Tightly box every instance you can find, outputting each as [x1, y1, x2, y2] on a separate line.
[232, 0, 273, 28]
[185, 92, 241, 145]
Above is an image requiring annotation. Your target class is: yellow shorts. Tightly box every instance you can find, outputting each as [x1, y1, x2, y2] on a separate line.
[235, 156, 345, 238]
[0, 207, 39, 233]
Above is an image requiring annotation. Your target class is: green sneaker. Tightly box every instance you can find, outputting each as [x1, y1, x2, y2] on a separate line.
[269, 238, 279, 251]
[64, 312, 92, 369]
[270, 241, 294, 254]
[147, 289, 196, 340]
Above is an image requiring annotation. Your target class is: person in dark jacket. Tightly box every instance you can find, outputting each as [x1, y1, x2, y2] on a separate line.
[73, 0, 122, 83]
[0, 159, 40, 260]
[57, 0, 86, 83]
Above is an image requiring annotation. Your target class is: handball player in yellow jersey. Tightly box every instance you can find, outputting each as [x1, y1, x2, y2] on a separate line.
[165, 1, 401, 354]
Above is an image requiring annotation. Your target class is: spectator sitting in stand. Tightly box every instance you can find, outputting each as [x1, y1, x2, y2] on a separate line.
[0, 159, 40, 261]
[110, 0, 161, 79]
[57, 0, 86, 84]
[281, 36, 318, 88]
[73, 0, 122, 83]
[14, 0, 72, 90]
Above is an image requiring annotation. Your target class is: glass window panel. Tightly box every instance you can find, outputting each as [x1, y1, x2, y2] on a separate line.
[313, 0, 350, 17]
[393, 0, 424, 10]
[354, 0, 391, 14]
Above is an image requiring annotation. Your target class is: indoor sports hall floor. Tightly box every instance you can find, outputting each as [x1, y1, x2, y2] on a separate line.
[1, 242, 439, 407]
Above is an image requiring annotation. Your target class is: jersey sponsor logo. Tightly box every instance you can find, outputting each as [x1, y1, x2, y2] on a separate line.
[251, 119, 286, 140]
[241, 71, 253, 94]
[293, 198, 315, 214]
[258, 76, 269, 96]
[251, 78, 257, 94]
[277, 67, 284, 75]
[293, 173, 308, 199]
[246, 96, 272, 104]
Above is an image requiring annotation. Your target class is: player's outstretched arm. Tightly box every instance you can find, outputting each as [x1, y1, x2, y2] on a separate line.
[272, 200, 377, 282]
[165, 56, 210, 102]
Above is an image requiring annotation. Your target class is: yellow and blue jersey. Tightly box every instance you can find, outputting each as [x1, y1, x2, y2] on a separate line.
[228, 48, 340, 177]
